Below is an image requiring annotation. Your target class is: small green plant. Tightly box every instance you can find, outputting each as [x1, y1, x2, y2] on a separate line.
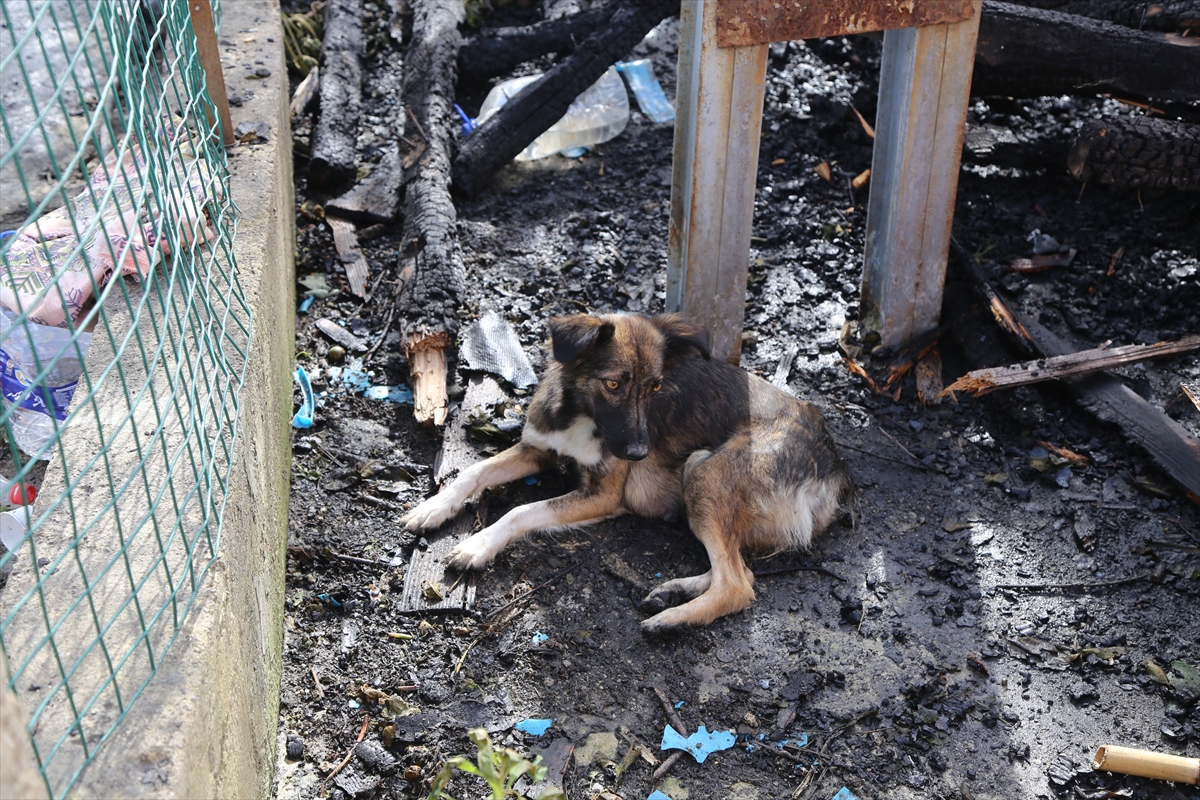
[427, 728, 566, 800]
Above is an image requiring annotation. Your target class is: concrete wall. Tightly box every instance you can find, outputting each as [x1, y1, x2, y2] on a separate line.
[0, 1, 294, 797]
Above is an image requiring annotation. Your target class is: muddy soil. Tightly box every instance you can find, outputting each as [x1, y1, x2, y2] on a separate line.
[274, 5, 1199, 800]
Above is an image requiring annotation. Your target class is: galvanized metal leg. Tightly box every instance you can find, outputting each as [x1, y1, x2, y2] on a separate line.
[667, 0, 768, 364]
[861, 1, 981, 349]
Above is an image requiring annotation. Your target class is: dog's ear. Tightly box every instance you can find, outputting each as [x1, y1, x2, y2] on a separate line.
[652, 314, 711, 360]
[548, 316, 615, 363]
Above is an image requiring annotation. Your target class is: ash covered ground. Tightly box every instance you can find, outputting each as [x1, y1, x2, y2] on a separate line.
[274, 6, 1199, 800]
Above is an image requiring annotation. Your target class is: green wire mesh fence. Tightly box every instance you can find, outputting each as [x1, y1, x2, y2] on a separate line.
[0, 0, 250, 796]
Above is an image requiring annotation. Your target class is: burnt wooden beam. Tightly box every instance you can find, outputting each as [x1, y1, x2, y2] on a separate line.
[945, 336, 1200, 396]
[973, 1, 1200, 102]
[309, 0, 364, 187]
[1005, 1, 1200, 32]
[457, 1, 617, 85]
[1069, 116, 1200, 192]
[952, 241, 1200, 500]
[396, 0, 465, 426]
[452, 0, 679, 198]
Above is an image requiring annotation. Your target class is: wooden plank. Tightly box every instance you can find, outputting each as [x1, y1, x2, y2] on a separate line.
[327, 217, 370, 297]
[187, 0, 234, 146]
[860, 0, 981, 350]
[716, 0, 976, 47]
[945, 336, 1200, 397]
[400, 376, 508, 613]
[1183, 382, 1200, 412]
[668, 0, 767, 364]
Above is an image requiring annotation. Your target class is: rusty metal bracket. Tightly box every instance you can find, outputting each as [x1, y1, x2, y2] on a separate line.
[715, 0, 976, 47]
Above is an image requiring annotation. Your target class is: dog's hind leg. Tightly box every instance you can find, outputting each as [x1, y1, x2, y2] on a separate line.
[402, 443, 554, 532]
[641, 445, 757, 634]
[641, 571, 711, 613]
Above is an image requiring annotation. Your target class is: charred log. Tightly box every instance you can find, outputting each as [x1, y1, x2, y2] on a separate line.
[396, 0, 465, 426]
[308, 0, 364, 187]
[453, 0, 679, 197]
[457, 1, 616, 86]
[973, 1, 1200, 102]
[1005, 1, 1200, 31]
[1069, 115, 1200, 191]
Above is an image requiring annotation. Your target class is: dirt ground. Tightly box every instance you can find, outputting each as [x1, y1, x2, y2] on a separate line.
[272, 5, 1199, 800]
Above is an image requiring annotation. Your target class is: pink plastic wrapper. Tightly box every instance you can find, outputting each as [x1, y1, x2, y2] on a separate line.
[0, 127, 221, 328]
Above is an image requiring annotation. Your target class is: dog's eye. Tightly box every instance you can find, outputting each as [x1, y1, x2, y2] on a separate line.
[652, 381, 662, 392]
[605, 379, 620, 391]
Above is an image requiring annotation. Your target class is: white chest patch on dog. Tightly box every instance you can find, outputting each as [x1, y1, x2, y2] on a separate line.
[523, 416, 604, 467]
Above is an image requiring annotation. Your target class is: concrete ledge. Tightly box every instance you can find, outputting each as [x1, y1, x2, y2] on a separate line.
[0, 1, 293, 797]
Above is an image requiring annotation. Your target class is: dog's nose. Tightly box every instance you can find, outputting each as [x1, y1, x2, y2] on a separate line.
[624, 442, 649, 461]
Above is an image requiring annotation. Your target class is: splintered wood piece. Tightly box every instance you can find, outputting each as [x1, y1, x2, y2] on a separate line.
[1183, 382, 1200, 412]
[408, 337, 449, 426]
[290, 64, 320, 118]
[399, 536, 476, 613]
[328, 217, 370, 297]
[944, 336, 1200, 397]
[1093, 745, 1199, 785]
[916, 348, 944, 406]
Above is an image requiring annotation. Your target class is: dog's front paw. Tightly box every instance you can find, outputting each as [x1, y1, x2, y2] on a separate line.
[640, 609, 692, 638]
[446, 532, 497, 572]
[400, 493, 461, 532]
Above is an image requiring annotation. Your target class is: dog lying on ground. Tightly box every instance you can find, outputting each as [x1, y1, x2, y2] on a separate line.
[401, 313, 852, 634]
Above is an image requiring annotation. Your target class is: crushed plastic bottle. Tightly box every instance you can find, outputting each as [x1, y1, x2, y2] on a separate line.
[0, 309, 93, 459]
[476, 66, 630, 161]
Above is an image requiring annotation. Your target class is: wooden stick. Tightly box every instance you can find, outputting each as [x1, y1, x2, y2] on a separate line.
[1093, 745, 1200, 785]
[650, 685, 687, 781]
[187, 0, 234, 146]
[944, 336, 1200, 397]
[328, 217, 370, 297]
[324, 715, 370, 783]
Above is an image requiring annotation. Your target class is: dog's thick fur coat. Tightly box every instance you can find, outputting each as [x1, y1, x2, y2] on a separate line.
[401, 313, 851, 634]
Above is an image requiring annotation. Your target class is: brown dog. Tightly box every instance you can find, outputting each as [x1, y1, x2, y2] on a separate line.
[401, 313, 851, 634]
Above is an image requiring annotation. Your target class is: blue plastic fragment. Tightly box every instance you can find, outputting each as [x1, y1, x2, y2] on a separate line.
[454, 103, 478, 136]
[648, 792, 671, 800]
[776, 733, 809, 749]
[560, 146, 589, 158]
[317, 593, 342, 608]
[615, 60, 675, 123]
[365, 384, 414, 404]
[299, 295, 314, 313]
[831, 788, 861, 800]
[525, 476, 538, 485]
[515, 719, 553, 736]
[348, 699, 360, 709]
[673, 701, 685, 709]
[340, 369, 372, 395]
[532, 632, 549, 645]
[292, 367, 315, 428]
[660, 724, 736, 764]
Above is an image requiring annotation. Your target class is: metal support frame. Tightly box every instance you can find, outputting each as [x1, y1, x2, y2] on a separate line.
[668, 0, 982, 358]
[667, 0, 767, 364]
[862, 2, 982, 348]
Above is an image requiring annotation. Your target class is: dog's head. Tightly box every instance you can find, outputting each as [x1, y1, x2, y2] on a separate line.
[547, 314, 709, 461]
